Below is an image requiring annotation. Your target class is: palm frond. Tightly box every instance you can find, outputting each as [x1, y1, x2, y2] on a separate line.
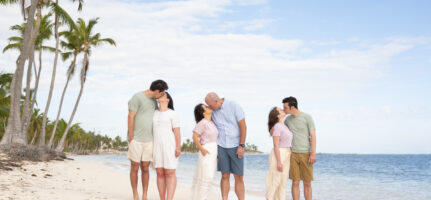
[61, 51, 72, 61]
[0, 0, 19, 5]
[7, 36, 23, 42]
[71, 0, 84, 11]
[40, 46, 56, 53]
[50, 2, 76, 30]
[3, 43, 22, 53]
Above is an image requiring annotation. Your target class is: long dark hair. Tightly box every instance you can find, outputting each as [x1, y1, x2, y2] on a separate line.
[166, 92, 174, 110]
[194, 103, 205, 123]
[268, 107, 279, 136]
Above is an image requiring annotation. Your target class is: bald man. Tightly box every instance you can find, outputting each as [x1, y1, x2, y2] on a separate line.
[205, 92, 247, 200]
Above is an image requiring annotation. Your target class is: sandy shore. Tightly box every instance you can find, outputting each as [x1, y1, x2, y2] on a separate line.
[0, 156, 263, 200]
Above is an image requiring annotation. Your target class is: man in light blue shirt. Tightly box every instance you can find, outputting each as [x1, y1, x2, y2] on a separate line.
[205, 92, 247, 200]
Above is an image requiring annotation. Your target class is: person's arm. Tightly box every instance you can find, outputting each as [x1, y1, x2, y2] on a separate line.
[127, 110, 136, 143]
[272, 135, 283, 172]
[173, 127, 181, 158]
[236, 118, 247, 159]
[309, 130, 316, 164]
[192, 132, 208, 156]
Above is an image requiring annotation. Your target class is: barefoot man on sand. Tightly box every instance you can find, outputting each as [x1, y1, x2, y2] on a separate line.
[127, 80, 168, 200]
[205, 92, 247, 200]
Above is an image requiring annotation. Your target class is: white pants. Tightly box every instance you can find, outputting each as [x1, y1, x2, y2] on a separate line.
[191, 142, 218, 200]
[265, 148, 291, 200]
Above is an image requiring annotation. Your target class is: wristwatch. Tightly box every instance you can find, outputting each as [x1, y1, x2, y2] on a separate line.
[239, 144, 245, 148]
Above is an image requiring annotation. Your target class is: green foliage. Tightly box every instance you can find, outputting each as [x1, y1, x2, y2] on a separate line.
[244, 142, 259, 152]
[180, 138, 260, 153]
[0, 71, 127, 153]
[181, 139, 199, 153]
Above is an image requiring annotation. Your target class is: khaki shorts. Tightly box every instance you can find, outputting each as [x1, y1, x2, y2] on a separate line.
[127, 140, 153, 163]
[289, 152, 313, 181]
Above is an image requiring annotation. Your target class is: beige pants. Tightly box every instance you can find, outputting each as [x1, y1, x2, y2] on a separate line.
[265, 148, 291, 200]
[190, 142, 218, 200]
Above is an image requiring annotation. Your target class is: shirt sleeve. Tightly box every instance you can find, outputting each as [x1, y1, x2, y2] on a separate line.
[306, 114, 316, 132]
[193, 120, 205, 135]
[128, 95, 139, 112]
[171, 111, 180, 128]
[272, 124, 281, 137]
[234, 102, 245, 122]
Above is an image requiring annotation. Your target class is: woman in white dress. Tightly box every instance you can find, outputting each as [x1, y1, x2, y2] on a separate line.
[153, 92, 181, 200]
[190, 104, 219, 200]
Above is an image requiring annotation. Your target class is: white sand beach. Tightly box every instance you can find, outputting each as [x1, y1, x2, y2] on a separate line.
[0, 155, 263, 200]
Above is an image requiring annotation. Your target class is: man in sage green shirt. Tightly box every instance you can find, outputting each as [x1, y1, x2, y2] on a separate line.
[283, 96, 316, 200]
[127, 80, 168, 200]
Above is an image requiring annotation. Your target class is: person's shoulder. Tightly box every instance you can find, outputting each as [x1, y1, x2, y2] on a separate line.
[226, 99, 242, 109]
[196, 119, 207, 126]
[301, 112, 313, 119]
[286, 114, 294, 120]
[274, 123, 283, 129]
[169, 109, 178, 115]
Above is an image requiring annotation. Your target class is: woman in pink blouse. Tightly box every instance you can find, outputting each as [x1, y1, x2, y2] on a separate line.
[265, 107, 293, 200]
[190, 104, 219, 200]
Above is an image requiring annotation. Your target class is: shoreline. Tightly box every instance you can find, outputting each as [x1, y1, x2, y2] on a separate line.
[0, 154, 263, 200]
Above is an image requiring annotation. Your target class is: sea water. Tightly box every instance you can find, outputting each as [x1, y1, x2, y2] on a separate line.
[74, 154, 431, 200]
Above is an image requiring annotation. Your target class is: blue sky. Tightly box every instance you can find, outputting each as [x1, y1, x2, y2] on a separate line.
[0, 0, 430, 154]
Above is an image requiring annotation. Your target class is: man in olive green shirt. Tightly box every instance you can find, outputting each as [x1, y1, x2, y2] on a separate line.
[127, 80, 168, 200]
[283, 96, 316, 200]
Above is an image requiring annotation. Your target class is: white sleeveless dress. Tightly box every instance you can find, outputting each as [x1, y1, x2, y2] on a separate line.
[152, 109, 180, 169]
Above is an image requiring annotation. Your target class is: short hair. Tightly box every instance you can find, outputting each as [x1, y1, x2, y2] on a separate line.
[194, 104, 205, 123]
[150, 80, 168, 92]
[282, 96, 298, 109]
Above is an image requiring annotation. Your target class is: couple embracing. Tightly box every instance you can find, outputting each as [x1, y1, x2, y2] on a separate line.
[265, 97, 316, 200]
[127, 80, 180, 200]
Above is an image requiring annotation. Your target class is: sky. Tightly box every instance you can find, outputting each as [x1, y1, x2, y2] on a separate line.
[0, 0, 430, 154]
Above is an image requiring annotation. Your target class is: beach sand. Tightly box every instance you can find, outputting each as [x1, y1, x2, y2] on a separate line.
[0, 156, 263, 200]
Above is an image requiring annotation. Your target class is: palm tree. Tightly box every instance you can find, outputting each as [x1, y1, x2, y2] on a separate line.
[39, 0, 81, 147]
[1, 0, 40, 145]
[56, 18, 116, 151]
[3, 14, 56, 140]
[47, 27, 83, 148]
[1, 0, 80, 146]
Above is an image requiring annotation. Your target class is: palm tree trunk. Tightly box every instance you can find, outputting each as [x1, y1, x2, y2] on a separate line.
[30, 49, 42, 111]
[56, 53, 88, 152]
[20, 47, 34, 143]
[30, 130, 38, 145]
[55, 80, 84, 151]
[1, 0, 40, 145]
[39, 3, 60, 147]
[48, 56, 76, 148]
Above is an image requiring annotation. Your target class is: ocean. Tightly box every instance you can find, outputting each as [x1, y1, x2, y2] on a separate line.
[74, 154, 431, 200]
